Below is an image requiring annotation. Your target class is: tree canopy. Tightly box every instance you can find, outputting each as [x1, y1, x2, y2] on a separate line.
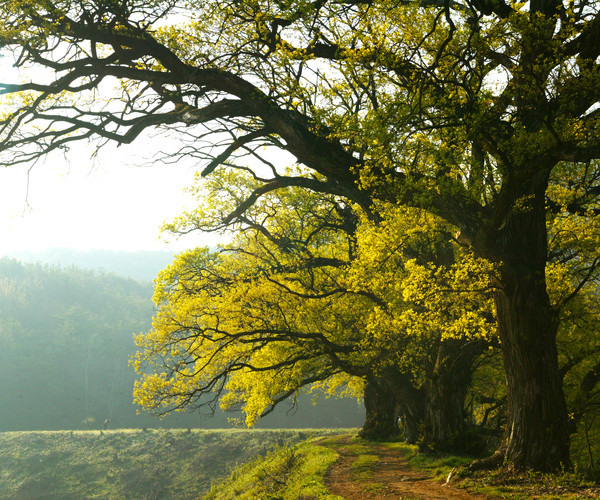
[134, 172, 497, 451]
[1, 0, 600, 471]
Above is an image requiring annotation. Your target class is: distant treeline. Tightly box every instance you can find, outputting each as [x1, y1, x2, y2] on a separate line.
[8, 248, 178, 281]
[0, 257, 363, 431]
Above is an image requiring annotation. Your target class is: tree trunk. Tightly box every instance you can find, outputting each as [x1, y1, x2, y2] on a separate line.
[383, 369, 424, 444]
[359, 378, 399, 440]
[422, 339, 485, 452]
[494, 264, 570, 470]
[360, 370, 425, 442]
[486, 171, 571, 471]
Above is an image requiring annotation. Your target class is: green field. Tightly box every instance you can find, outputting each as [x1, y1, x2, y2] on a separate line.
[0, 428, 350, 500]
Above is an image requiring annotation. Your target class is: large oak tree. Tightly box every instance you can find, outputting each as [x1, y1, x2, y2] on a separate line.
[1, 0, 600, 470]
[135, 175, 495, 450]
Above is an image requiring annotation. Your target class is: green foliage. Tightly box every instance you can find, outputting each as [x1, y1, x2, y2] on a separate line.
[136, 176, 498, 437]
[2, 0, 600, 470]
[0, 428, 341, 500]
[136, 183, 370, 424]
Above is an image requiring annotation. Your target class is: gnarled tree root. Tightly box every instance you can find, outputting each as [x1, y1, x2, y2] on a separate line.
[468, 448, 506, 472]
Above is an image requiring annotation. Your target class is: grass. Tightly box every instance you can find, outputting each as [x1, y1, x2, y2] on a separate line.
[461, 467, 600, 499]
[406, 447, 477, 481]
[3, 429, 599, 499]
[214, 433, 600, 500]
[204, 438, 346, 500]
[350, 453, 379, 479]
[0, 428, 350, 500]
[386, 440, 600, 498]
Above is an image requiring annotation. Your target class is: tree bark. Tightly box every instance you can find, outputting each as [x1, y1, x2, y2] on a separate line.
[359, 378, 399, 440]
[485, 171, 571, 470]
[359, 371, 425, 442]
[383, 369, 424, 444]
[422, 339, 485, 452]
[494, 264, 571, 470]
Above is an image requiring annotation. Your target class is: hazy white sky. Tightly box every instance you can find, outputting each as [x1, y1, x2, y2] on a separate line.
[0, 56, 217, 256]
[0, 143, 212, 255]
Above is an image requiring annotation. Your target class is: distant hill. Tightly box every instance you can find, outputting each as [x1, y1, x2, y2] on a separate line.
[0, 257, 364, 432]
[8, 248, 178, 281]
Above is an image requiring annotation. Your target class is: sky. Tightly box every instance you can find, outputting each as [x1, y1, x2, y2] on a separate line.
[0, 50, 216, 257]
[0, 142, 212, 256]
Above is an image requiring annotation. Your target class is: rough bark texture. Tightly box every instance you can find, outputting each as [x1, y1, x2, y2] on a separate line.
[486, 172, 571, 470]
[359, 379, 399, 440]
[360, 370, 425, 442]
[422, 339, 485, 452]
[384, 370, 424, 445]
[495, 266, 571, 470]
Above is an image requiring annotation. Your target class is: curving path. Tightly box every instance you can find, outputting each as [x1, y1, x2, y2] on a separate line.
[323, 437, 493, 500]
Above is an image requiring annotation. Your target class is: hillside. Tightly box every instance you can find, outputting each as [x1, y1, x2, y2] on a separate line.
[0, 428, 348, 500]
[7, 249, 177, 282]
[0, 256, 364, 432]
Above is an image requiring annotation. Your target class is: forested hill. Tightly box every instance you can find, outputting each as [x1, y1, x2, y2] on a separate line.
[7, 249, 177, 282]
[0, 257, 363, 432]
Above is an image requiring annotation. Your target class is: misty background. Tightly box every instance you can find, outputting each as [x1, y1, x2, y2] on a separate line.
[0, 250, 364, 432]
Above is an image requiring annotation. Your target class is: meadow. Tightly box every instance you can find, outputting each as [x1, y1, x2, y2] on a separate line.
[0, 428, 348, 500]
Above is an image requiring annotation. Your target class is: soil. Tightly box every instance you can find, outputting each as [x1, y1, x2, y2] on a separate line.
[323, 437, 491, 500]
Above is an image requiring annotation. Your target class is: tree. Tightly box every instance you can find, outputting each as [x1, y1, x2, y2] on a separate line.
[546, 162, 600, 470]
[1, 0, 600, 470]
[135, 174, 496, 450]
[350, 201, 495, 449]
[134, 188, 378, 430]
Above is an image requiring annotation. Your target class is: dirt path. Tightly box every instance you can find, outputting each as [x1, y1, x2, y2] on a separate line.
[323, 437, 492, 500]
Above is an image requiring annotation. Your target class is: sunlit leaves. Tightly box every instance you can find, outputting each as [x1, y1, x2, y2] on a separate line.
[136, 177, 501, 425]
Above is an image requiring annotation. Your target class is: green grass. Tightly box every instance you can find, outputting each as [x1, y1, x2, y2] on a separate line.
[204, 438, 346, 500]
[350, 453, 379, 479]
[0, 428, 351, 500]
[202, 434, 600, 500]
[406, 448, 476, 480]
[4, 429, 598, 500]
[461, 467, 600, 499]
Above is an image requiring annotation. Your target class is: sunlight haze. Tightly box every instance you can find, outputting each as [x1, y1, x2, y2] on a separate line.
[0, 146, 208, 255]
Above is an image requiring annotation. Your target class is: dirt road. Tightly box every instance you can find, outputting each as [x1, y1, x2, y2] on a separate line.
[324, 437, 492, 500]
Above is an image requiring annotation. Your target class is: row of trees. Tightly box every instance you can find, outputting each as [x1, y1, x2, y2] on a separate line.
[133, 168, 600, 464]
[133, 174, 498, 452]
[1, 0, 600, 471]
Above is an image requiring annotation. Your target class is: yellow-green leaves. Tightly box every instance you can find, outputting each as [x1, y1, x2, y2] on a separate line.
[135, 182, 499, 424]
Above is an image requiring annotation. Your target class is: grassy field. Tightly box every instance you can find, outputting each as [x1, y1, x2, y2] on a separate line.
[206, 435, 600, 500]
[0, 428, 350, 500]
[4, 429, 599, 499]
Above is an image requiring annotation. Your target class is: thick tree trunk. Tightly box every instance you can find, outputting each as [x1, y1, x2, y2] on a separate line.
[384, 370, 424, 444]
[360, 371, 424, 442]
[422, 339, 485, 452]
[485, 171, 571, 470]
[360, 349, 482, 451]
[397, 397, 422, 445]
[359, 378, 399, 440]
[495, 264, 570, 470]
